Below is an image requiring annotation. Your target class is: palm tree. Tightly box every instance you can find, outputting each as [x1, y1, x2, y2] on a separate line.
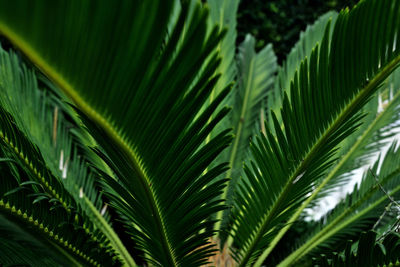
[0, 0, 400, 266]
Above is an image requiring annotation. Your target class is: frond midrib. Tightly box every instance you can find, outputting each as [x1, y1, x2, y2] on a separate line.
[82, 194, 136, 267]
[239, 50, 400, 267]
[216, 56, 255, 231]
[256, 84, 400, 264]
[0, 23, 175, 267]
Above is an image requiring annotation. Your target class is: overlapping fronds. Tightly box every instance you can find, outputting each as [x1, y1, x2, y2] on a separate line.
[0, 121, 115, 266]
[205, 0, 239, 177]
[263, 59, 400, 263]
[0, 213, 75, 266]
[279, 142, 400, 265]
[0, 1, 233, 266]
[309, 66, 400, 203]
[312, 231, 400, 267]
[0, 46, 135, 266]
[229, 0, 400, 265]
[0, 46, 109, 221]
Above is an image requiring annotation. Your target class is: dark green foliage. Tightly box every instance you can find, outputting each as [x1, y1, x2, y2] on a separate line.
[261, 220, 318, 266]
[237, 0, 359, 63]
[230, 0, 400, 265]
[0, 0, 399, 266]
[284, 142, 400, 265]
[0, 106, 116, 266]
[0, 1, 234, 266]
[312, 231, 400, 266]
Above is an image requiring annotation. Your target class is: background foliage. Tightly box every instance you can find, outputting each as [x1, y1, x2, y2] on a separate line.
[237, 0, 359, 63]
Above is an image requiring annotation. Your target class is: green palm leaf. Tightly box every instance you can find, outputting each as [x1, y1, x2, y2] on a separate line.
[0, 47, 109, 223]
[312, 231, 400, 267]
[0, 46, 135, 266]
[0, 214, 77, 266]
[217, 34, 277, 235]
[0, 111, 115, 266]
[268, 11, 338, 126]
[205, 0, 239, 166]
[207, 0, 239, 99]
[229, 0, 400, 265]
[279, 141, 400, 265]
[206, 0, 245, 239]
[307, 68, 400, 204]
[0, 1, 232, 266]
[262, 62, 400, 263]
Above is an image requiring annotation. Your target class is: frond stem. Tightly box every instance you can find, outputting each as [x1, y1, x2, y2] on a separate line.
[0, 129, 103, 253]
[83, 194, 136, 267]
[215, 57, 255, 232]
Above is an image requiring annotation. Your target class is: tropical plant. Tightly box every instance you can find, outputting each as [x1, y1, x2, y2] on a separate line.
[0, 0, 400, 266]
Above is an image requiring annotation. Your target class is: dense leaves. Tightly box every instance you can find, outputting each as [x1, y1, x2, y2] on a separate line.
[237, 0, 359, 63]
[230, 0, 400, 265]
[0, 1, 233, 266]
[312, 231, 400, 266]
[281, 142, 400, 265]
[0, 0, 399, 266]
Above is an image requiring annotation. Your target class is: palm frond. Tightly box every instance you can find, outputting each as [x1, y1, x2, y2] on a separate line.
[279, 141, 400, 265]
[316, 64, 400, 196]
[262, 62, 400, 262]
[312, 231, 400, 267]
[207, 0, 238, 98]
[309, 67, 400, 203]
[267, 11, 338, 126]
[0, 47, 109, 221]
[205, 0, 239, 169]
[218, 34, 277, 235]
[229, 0, 400, 265]
[0, 1, 233, 265]
[0, 214, 76, 266]
[205, 0, 246, 239]
[0, 126, 115, 266]
[0, 46, 135, 266]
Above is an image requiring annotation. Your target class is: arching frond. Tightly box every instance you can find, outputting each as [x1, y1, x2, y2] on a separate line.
[0, 119, 116, 266]
[263, 60, 400, 263]
[279, 141, 400, 265]
[207, 0, 239, 99]
[229, 1, 400, 266]
[0, 45, 135, 266]
[0, 214, 77, 266]
[0, 1, 233, 266]
[217, 34, 278, 237]
[309, 66, 400, 206]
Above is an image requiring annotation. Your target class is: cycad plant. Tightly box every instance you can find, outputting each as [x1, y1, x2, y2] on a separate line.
[1, 0, 400, 266]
